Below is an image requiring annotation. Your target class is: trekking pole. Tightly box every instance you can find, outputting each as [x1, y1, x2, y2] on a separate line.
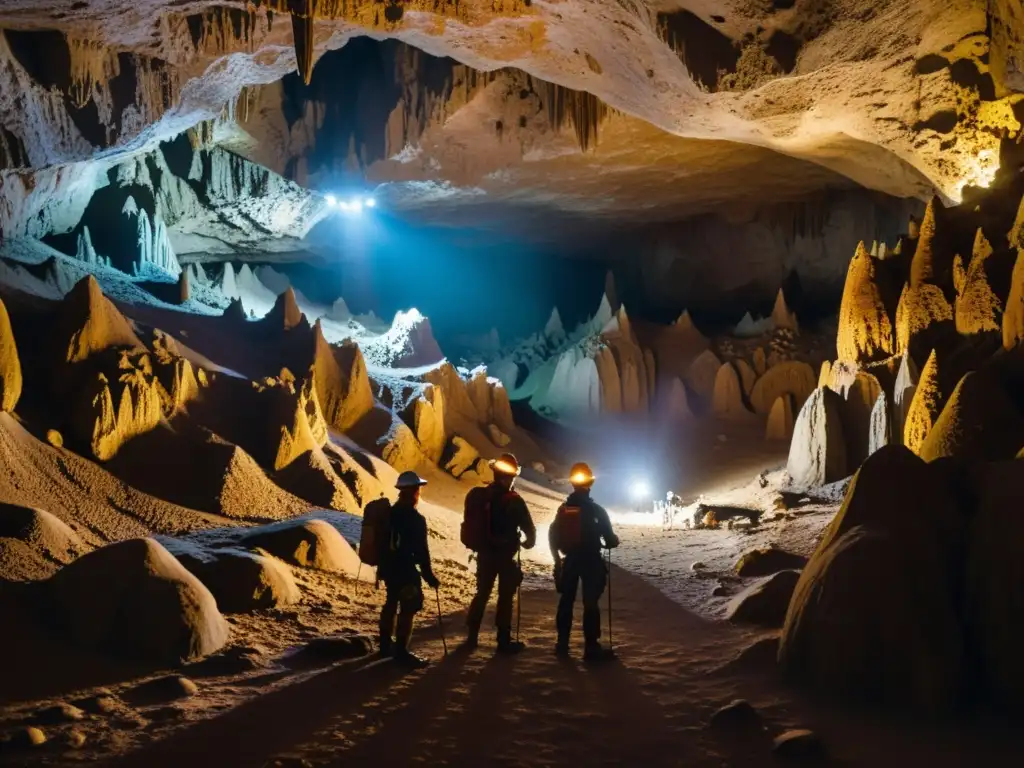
[606, 546, 613, 652]
[435, 588, 448, 656]
[516, 545, 523, 644]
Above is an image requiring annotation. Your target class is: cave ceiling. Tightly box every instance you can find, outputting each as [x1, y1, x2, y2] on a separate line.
[0, 0, 1022, 245]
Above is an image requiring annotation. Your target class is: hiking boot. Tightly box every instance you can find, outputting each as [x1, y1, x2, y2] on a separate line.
[462, 630, 479, 649]
[378, 636, 393, 656]
[554, 642, 570, 659]
[392, 648, 430, 668]
[583, 642, 616, 663]
[496, 639, 526, 655]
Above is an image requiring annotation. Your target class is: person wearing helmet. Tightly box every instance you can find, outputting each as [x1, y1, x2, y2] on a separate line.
[464, 452, 537, 654]
[549, 462, 619, 662]
[378, 470, 440, 667]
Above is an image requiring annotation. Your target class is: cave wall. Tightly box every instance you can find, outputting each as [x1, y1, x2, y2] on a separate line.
[610, 189, 923, 326]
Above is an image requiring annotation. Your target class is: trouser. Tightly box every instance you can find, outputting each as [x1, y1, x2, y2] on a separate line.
[556, 552, 607, 646]
[466, 551, 522, 635]
[379, 578, 424, 649]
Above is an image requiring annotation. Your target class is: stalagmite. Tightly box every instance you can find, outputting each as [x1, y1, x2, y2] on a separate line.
[753, 347, 767, 376]
[75, 226, 108, 267]
[665, 378, 691, 420]
[895, 282, 953, 358]
[955, 229, 1003, 336]
[595, 346, 621, 413]
[685, 349, 721, 402]
[0, 297, 22, 412]
[868, 392, 890, 456]
[1002, 248, 1024, 350]
[909, 197, 949, 290]
[266, 287, 304, 331]
[178, 269, 190, 304]
[903, 349, 943, 455]
[766, 394, 795, 441]
[712, 363, 748, 419]
[818, 360, 832, 388]
[893, 352, 918, 446]
[310, 322, 374, 433]
[786, 387, 847, 488]
[953, 254, 967, 296]
[771, 288, 799, 332]
[839, 371, 883, 468]
[51, 276, 143, 368]
[734, 358, 756, 395]
[749, 361, 816, 415]
[836, 242, 894, 363]
[1011, 192, 1024, 249]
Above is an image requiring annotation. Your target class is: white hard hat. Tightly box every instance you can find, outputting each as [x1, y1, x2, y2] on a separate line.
[395, 470, 428, 489]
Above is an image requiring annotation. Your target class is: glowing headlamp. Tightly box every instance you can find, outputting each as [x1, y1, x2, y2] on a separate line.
[492, 460, 520, 476]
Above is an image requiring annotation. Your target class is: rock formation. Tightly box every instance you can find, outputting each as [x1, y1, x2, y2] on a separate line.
[868, 392, 890, 456]
[665, 378, 692, 420]
[892, 352, 918, 445]
[0, 297, 22, 412]
[240, 518, 360, 575]
[837, 371, 882, 468]
[903, 350, 944, 455]
[765, 395, 795, 441]
[733, 358, 756, 395]
[310, 323, 374, 433]
[753, 347, 767, 376]
[771, 288, 799, 333]
[711, 362, 748, 420]
[74, 357, 165, 461]
[749, 361, 816, 415]
[786, 387, 847, 488]
[836, 242, 895, 364]
[51, 276, 143, 369]
[955, 229, 1004, 336]
[402, 385, 447, 464]
[264, 287, 305, 332]
[727, 570, 800, 628]
[1003, 248, 1024, 350]
[685, 349, 722, 403]
[170, 545, 300, 613]
[895, 281, 954, 362]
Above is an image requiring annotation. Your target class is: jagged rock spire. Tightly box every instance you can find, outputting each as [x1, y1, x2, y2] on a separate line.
[836, 241, 894, 363]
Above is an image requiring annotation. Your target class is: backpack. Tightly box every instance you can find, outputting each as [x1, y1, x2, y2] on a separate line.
[359, 497, 393, 566]
[461, 488, 517, 552]
[551, 503, 584, 554]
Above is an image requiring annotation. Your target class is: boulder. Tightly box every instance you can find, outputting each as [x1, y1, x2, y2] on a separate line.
[487, 423, 511, 447]
[836, 242, 895, 363]
[0, 504, 87, 567]
[0, 297, 22, 412]
[919, 369, 1024, 462]
[442, 435, 486, 479]
[711, 363, 748, 419]
[735, 546, 807, 577]
[772, 730, 825, 760]
[726, 570, 801, 627]
[749, 361, 815, 415]
[708, 699, 762, 731]
[779, 446, 964, 712]
[765, 394, 794, 441]
[171, 546, 300, 613]
[903, 349, 943, 455]
[239, 518, 360, 575]
[786, 387, 847, 488]
[49, 538, 229, 664]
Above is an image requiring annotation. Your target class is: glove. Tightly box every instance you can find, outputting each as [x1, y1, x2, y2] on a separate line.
[521, 532, 537, 550]
[423, 572, 440, 590]
[605, 533, 620, 549]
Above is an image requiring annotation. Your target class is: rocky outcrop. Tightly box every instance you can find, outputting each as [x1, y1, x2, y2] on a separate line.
[771, 288, 799, 333]
[787, 387, 847, 488]
[955, 229, 1005, 337]
[892, 352, 918, 445]
[402, 385, 447, 464]
[868, 392, 890, 456]
[50, 538, 229, 664]
[749, 361, 816, 415]
[753, 347, 767, 376]
[310, 323, 374, 433]
[170, 545, 300, 613]
[0, 297, 22, 412]
[50, 275, 143, 370]
[734, 358, 756, 395]
[837, 371, 882, 468]
[264, 287, 305, 332]
[726, 570, 800, 628]
[73, 356, 165, 461]
[836, 242, 895, 364]
[239, 518, 360, 575]
[711, 362, 748, 419]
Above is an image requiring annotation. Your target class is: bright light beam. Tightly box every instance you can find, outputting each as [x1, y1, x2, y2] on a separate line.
[349, 198, 364, 214]
[365, 197, 376, 208]
[325, 194, 337, 207]
[629, 479, 651, 501]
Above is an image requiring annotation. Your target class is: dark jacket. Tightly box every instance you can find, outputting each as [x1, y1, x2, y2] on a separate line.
[381, 500, 436, 585]
[474, 483, 537, 557]
[549, 489, 616, 558]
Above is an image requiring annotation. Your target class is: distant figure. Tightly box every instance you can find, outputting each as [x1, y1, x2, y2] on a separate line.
[462, 452, 537, 653]
[550, 462, 619, 662]
[378, 470, 439, 667]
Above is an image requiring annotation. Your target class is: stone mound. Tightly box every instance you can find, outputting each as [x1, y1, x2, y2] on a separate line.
[733, 358, 756, 394]
[239, 518, 360, 575]
[836, 242, 895, 363]
[275, 444, 359, 511]
[765, 394, 795, 441]
[0, 504, 87, 569]
[0, 297, 22, 413]
[711, 362, 748, 419]
[919, 369, 1024, 462]
[442, 435, 491, 481]
[735, 546, 807, 577]
[780, 446, 964, 712]
[684, 349, 721, 402]
[903, 349, 943, 454]
[749, 361, 815, 415]
[50, 275, 143, 370]
[49, 538, 229, 664]
[168, 544, 300, 613]
[786, 387, 847, 488]
[771, 288, 799, 332]
[726, 570, 800, 627]
[310, 323, 374, 433]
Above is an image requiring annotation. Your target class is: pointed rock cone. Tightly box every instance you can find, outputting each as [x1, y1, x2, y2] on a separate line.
[51, 275, 143, 367]
[675, 309, 698, 334]
[955, 229, 1003, 336]
[893, 239, 903, 256]
[818, 360, 832, 389]
[1011, 191, 1024, 249]
[604, 270, 620, 313]
[310, 321, 374, 433]
[919, 368, 1024, 462]
[0, 297, 23, 412]
[290, 0, 316, 85]
[895, 281, 953, 359]
[684, 348, 722, 402]
[837, 242, 895, 363]
[870, 241, 879, 257]
[893, 352, 918, 445]
[1003, 248, 1024, 350]
[771, 288, 799, 333]
[178, 268, 191, 304]
[224, 298, 248, 324]
[712, 362, 748, 419]
[952, 254, 967, 296]
[749, 360, 816, 415]
[786, 387, 847, 488]
[909, 197, 948, 289]
[903, 349, 943, 455]
[753, 347, 767, 376]
[868, 391, 890, 456]
[766, 394, 795, 441]
[666, 377, 692, 420]
[908, 216, 921, 240]
[734, 358, 756, 394]
[268, 287, 304, 331]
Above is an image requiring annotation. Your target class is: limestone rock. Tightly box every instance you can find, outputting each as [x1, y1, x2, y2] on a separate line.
[711, 363, 748, 419]
[50, 538, 229, 665]
[903, 350, 943, 455]
[771, 288, 799, 332]
[178, 269, 190, 304]
[765, 394, 794, 441]
[51, 276, 143, 369]
[735, 546, 807, 577]
[726, 570, 801, 627]
[868, 391, 890, 456]
[426, 362, 478, 422]
[74, 359, 165, 461]
[402, 385, 446, 463]
[734, 358, 756, 395]
[171, 546, 300, 613]
[1002, 247, 1024, 350]
[893, 352, 918, 445]
[259, 375, 330, 471]
[684, 349, 721, 402]
[773, 730, 825, 760]
[0, 297, 22, 412]
[895, 282, 953, 360]
[0, 504, 88, 572]
[240, 519, 360, 575]
[643, 347, 656, 402]
[752, 347, 767, 376]
[749, 361, 815, 415]
[780, 446, 964, 712]
[786, 387, 847, 488]
[487, 423, 511, 447]
[45, 429, 63, 447]
[311, 324, 374, 433]
[837, 371, 882, 468]
[919, 369, 1024, 462]
[836, 242, 894, 363]
[595, 346, 622, 412]
[817, 359, 831, 388]
[491, 383, 515, 434]
[909, 196, 952, 290]
[441, 435, 491, 482]
[952, 253, 967, 296]
[708, 699, 761, 731]
[955, 229, 1004, 336]
[265, 287, 305, 332]
[665, 378, 692, 420]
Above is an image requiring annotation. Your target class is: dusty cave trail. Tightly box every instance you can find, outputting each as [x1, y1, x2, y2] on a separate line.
[107, 568, 774, 768]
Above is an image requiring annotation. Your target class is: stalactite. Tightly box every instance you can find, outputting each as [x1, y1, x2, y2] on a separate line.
[536, 81, 609, 152]
[289, 0, 316, 85]
[194, 7, 258, 56]
[187, 120, 216, 149]
[66, 36, 121, 109]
